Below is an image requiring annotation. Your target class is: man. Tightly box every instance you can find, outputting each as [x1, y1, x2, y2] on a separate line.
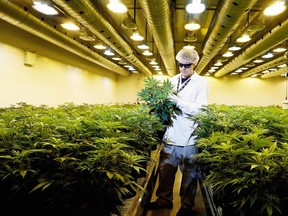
[147, 47, 209, 216]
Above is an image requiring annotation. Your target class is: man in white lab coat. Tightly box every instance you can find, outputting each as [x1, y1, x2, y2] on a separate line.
[147, 47, 209, 216]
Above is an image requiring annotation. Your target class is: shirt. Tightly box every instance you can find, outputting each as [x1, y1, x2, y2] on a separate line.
[163, 72, 209, 146]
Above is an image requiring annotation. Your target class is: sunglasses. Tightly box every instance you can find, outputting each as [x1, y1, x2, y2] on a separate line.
[178, 63, 193, 68]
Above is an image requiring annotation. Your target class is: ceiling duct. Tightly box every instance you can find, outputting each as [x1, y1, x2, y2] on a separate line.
[138, 0, 176, 77]
[240, 56, 286, 78]
[195, 0, 258, 74]
[261, 66, 288, 79]
[53, 0, 152, 76]
[215, 18, 288, 77]
[0, 0, 130, 76]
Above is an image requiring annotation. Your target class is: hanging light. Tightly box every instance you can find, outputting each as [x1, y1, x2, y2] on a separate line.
[253, 59, 264, 63]
[137, 20, 150, 49]
[185, 0, 206, 14]
[184, 19, 201, 31]
[93, 41, 107, 50]
[130, 31, 144, 41]
[142, 50, 153, 56]
[104, 49, 115, 56]
[107, 0, 127, 13]
[61, 22, 80, 31]
[32, 1, 58, 15]
[236, 33, 251, 43]
[228, 43, 241, 51]
[262, 51, 274, 59]
[264, 0, 286, 16]
[222, 51, 234, 57]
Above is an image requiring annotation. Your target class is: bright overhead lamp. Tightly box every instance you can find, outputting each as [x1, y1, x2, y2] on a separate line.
[130, 31, 144, 41]
[104, 49, 115, 56]
[61, 22, 80, 31]
[263, 1, 286, 16]
[142, 50, 153, 56]
[222, 51, 234, 57]
[184, 19, 201, 31]
[214, 61, 223, 66]
[228, 43, 241, 51]
[107, 0, 128, 13]
[253, 59, 264, 63]
[32, 1, 58, 15]
[149, 59, 158, 65]
[262, 51, 274, 59]
[137, 42, 149, 50]
[93, 42, 107, 50]
[185, 0, 206, 14]
[236, 33, 251, 43]
[183, 45, 195, 49]
[273, 46, 287, 53]
[112, 57, 122, 61]
[277, 63, 287, 68]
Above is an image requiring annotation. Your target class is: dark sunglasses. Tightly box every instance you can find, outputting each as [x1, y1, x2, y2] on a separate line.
[178, 63, 193, 68]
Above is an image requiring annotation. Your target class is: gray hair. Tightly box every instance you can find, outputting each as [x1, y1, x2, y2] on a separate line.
[176, 47, 199, 65]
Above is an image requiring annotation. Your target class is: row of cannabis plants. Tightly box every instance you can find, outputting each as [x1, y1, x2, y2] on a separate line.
[193, 104, 288, 216]
[0, 102, 164, 216]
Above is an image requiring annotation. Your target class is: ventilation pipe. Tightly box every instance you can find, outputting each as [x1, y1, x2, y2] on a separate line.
[138, 0, 176, 77]
[0, 0, 130, 76]
[261, 66, 288, 78]
[240, 56, 286, 78]
[215, 18, 288, 77]
[195, 0, 258, 74]
[54, 0, 153, 76]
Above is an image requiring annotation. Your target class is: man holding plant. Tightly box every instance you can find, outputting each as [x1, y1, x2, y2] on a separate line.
[147, 47, 209, 216]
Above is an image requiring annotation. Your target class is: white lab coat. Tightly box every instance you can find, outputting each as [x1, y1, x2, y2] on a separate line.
[163, 72, 209, 146]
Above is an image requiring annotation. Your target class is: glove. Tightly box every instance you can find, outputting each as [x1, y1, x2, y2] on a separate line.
[168, 93, 180, 104]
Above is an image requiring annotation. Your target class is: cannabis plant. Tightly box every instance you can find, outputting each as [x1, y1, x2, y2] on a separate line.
[192, 104, 288, 216]
[138, 76, 181, 126]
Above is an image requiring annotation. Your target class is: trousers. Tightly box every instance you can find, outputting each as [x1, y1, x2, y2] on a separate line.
[155, 144, 199, 209]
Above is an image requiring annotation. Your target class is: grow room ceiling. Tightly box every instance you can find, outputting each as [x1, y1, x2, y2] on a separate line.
[1, 0, 288, 78]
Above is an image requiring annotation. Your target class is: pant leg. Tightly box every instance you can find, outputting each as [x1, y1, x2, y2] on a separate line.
[179, 145, 198, 209]
[155, 145, 180, 204]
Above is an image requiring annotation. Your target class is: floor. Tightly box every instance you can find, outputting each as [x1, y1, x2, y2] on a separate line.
[145, 168, 207, 216]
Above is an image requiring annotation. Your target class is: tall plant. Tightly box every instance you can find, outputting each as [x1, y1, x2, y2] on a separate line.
[138, 76, 181, 126]
[192, 104, 288, 216]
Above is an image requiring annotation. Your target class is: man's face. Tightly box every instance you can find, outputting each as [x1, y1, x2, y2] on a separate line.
[178, 61, 195, 78]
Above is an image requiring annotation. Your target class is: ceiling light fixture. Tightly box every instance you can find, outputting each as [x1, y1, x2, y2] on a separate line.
[273, 45, 287, 53]
[228, 43, 241, 51]
[185, 0, 206, 14]
[107, 0, 127, 14]
[222, 51, 234, 57]
[142, 50, 153, 56]
[184, 19, 201, 31]
[236, 33, 251, 43]
[262, 51, 274, 59]
[137, 20, 150, 49]
[253, 59, 264, 63]
[32, 1, 58, 15]
[130, 31, 144, 41]
[263, 0, 286, 16]
[93, 42, 107, 50]
[104, 49, 115, 56]
[61, 22, 80, 31]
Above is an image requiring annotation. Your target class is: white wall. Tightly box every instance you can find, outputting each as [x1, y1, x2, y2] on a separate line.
[0, 42, 117, 107]
[206, 75, 286, 107]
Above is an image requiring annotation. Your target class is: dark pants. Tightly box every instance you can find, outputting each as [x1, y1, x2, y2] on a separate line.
[155, 144, 199, 209]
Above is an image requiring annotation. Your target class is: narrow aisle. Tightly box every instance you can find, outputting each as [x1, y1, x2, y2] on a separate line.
[145, 168, 207, 216]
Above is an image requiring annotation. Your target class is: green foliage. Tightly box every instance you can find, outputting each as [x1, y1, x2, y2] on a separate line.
[192, 104, 288, 216]
[138, 76, 182, 126]
[0, 102, 162, 216]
